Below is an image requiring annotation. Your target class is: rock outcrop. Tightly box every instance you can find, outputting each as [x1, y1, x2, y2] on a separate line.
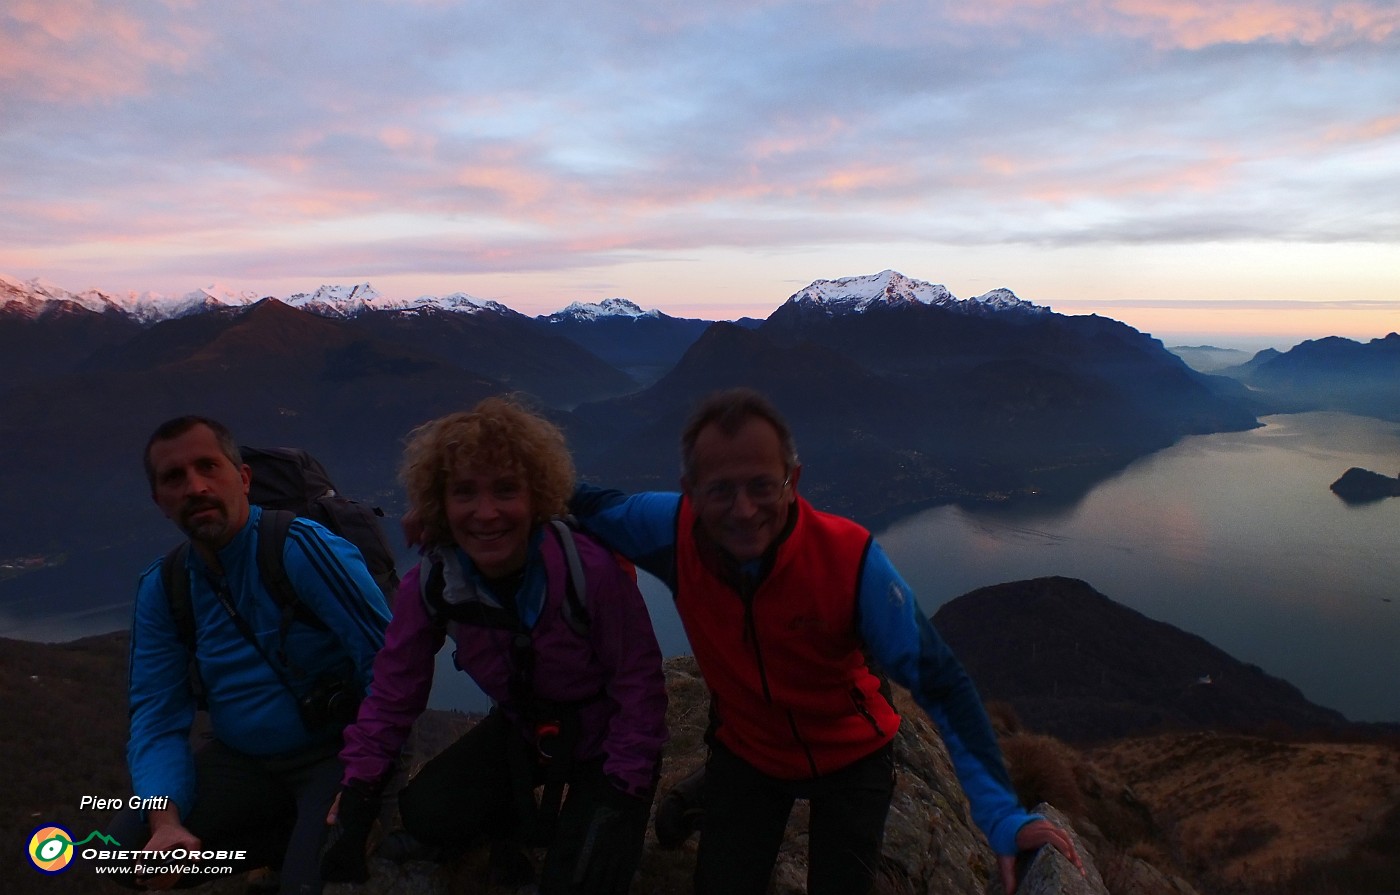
[1330, 466, 1400, 503]
[331, 657, 1189, 895]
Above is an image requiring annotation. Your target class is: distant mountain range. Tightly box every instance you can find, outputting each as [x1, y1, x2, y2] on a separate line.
[1166, 345, 1255, 374]
[2, 268, 1264, 632]
[1215, 333, 1400, 422]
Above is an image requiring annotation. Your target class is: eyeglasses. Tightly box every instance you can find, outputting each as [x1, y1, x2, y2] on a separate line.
[697, 475, 791, 509]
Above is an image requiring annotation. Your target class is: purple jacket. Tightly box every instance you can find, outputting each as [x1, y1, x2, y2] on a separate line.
[339, 525, 667, 798]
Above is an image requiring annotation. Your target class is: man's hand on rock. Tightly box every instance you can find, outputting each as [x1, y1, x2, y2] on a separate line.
[998, 818, 1085, 894]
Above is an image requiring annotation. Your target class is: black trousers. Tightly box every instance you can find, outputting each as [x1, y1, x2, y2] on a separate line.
[398, 709, 642, 895]
[694, 739, 896, 895]
[105, 737, 342, 895]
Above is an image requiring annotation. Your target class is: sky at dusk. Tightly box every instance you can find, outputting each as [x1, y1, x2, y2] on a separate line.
[4, 0, 1399, 349]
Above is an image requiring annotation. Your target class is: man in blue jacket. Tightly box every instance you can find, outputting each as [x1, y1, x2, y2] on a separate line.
[572, 388, 1082, 895]
[110, 416, 390, 894]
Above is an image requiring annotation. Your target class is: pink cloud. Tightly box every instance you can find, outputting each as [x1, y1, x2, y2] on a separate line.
[975, 151, 1242, 203]
[946, 0, 1399, 49]
[379, 126, 438, 154]
[815, 165, 905, 195]
[1, 0, 204, 103]
[1110, 0, 1400, 48]
[1319, 113, 1400, 145]
[746, 117, 852, 161]
[452, 164, 561, 209]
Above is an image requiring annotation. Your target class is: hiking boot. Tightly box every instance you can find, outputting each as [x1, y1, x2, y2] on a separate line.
[653, 765, 705, 849]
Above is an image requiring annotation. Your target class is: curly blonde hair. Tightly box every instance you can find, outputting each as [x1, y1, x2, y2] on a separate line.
[400, 397, 576, 548]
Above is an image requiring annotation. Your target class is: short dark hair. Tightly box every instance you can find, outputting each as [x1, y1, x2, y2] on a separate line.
[680, 388, 799, 482]
[143, 416, 242, 491]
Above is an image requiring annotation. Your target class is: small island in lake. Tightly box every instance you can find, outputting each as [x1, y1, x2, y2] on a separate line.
[1330, 466, 1400, 503]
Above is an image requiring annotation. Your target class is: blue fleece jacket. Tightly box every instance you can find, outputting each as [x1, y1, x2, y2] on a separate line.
[127, 505, 390, 818]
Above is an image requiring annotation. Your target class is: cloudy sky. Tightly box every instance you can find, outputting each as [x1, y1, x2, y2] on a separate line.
[4, 0, 1399, 346]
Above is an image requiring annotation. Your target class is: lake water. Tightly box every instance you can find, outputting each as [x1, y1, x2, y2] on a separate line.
[876, 412, 1400, 725]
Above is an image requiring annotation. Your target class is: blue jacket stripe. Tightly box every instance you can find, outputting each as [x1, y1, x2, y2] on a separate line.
[286, 524, 385, 643]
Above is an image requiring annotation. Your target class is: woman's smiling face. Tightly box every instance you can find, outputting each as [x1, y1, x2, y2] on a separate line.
[445, 465, 534, 578]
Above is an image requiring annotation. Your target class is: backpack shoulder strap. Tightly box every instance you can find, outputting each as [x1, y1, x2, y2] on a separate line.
[418, 553, 456, 640]
[160, 542, 206, 706]
[418, 553, 443, 612]
[256, 508, 297, 609]
[547, 518, 590, 638]
[161, 542, 195, 650]
[256, 509, 329, 633]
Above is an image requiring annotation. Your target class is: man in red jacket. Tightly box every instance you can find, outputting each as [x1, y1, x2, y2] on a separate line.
[571, 388, 1082, 895]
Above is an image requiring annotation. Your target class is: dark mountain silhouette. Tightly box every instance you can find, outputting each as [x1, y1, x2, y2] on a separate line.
[933, 576, 1352, 744]
[1219, 333, 1400, 421]
[762, 300, 1255, 444]
[571, 322, 935, 515]
[0, 300, 517, 615]
[573, 301, 1259, 522]
[0, 298, 141, 387]
[348, 305, 636, 407]
[538, 299, 716, 385]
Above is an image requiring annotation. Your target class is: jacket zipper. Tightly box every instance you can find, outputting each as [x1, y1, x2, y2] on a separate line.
[740, 578, 818, 776]
[740, 591, 773, 704]
[850, 686, 885, 737]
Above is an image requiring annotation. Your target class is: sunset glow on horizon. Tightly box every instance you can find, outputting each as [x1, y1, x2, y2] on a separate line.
[4, 1, 1398, 350]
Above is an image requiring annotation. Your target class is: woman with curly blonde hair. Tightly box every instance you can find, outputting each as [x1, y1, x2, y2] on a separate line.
[324, 397, 667, 894]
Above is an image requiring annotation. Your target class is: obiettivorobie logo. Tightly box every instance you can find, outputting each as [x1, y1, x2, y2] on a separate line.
[26, 826, 119, 874]
[27, 822, 249, 882]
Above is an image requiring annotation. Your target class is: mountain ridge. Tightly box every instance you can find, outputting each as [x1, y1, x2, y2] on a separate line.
[933, 576, 1363, 743]
[3, 268, 1046, 325]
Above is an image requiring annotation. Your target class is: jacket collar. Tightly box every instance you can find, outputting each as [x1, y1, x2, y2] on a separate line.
[429, 526, 548, 627]
[687, 496, 803, 595]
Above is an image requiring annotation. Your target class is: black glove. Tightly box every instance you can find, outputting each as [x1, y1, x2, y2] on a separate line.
[571, 781, 651, 895]
[320, 780, 380, 883]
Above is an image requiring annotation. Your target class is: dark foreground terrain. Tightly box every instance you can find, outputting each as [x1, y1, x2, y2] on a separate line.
[7, 577, 1399, 894]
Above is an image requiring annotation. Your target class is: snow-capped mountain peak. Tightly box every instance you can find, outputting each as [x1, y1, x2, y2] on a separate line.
[545, 297, 659, 323]
[287, 283, 382, 308]
[967, 287, 1046, 315]
[408, 292, 516, 316]
[786, 270, 1045, 317]
[788, 270, 957, 313]
[1, 274, 531, 322]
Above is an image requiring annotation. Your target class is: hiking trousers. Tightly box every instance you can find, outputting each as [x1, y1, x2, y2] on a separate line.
[694, 738, 896, 895]
[397, 708, 648, 895]
[104, 736, 342, 895]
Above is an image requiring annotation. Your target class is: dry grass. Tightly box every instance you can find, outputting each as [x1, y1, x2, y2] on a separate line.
[1091, 731, 1400, 894]
[1001, 732, 1087, 818]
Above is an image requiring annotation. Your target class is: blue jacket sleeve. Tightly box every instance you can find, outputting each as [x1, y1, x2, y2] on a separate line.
[281, 519, 391, 693]
[569, 484, 682, 589]
[856, 541, 1039, 855]
[126, 562, 199, 819]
